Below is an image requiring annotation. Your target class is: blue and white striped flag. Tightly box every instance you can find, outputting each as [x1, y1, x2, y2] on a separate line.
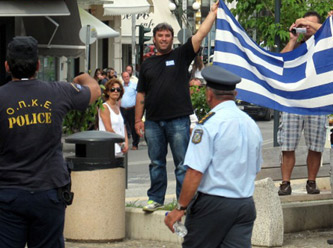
[214, 1, 333, 115]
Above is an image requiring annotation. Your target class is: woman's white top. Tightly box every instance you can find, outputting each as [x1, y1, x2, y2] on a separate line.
[98, 102, 125, 155]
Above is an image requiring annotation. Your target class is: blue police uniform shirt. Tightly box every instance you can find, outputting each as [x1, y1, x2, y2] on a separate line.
[184, 100, 263, 198]
[120, 81, 137, 108]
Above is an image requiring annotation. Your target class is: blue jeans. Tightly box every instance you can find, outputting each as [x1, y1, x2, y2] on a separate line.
[144, 116, 190, 204]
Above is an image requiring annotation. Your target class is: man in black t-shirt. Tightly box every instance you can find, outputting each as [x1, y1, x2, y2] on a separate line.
[0, 36, 101, 247]
[135, 1, 220, 212]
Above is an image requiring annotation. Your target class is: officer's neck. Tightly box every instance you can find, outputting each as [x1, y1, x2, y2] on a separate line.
[12, 76, 35, 81]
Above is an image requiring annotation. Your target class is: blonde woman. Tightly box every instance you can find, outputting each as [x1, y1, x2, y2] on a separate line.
[99, 78, 128, 155]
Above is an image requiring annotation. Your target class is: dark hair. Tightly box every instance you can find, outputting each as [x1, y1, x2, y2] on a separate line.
[103, 78, 124, 101]
[6, 57, 37, 79]
[6, 36, 38, 79]
[153, 23, 174, 37]
[303, 11, 321, 23]
[94, 68, 101, 78]
[192, 54, 204, 72]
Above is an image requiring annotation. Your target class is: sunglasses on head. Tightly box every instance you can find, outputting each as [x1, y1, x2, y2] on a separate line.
[109, 87, 121, 92]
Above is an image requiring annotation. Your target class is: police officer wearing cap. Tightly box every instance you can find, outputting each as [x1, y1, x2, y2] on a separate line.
[0, 36, 101, 247]
[165, 65, 263, 248]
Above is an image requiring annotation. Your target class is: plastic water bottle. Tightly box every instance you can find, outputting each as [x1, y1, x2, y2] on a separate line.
[165, 212, 188, 238]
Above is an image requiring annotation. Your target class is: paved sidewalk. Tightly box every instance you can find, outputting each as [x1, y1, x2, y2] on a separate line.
[66, 229, 333, 248]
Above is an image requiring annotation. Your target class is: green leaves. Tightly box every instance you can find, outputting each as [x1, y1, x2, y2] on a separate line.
[190, 86, 210, 120]
[62, 85, 104, 134]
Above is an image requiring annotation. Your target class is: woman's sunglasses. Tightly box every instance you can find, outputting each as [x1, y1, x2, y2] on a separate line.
[109, 87, 122, 92]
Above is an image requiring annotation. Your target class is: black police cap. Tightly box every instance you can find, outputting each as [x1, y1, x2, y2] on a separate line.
[201, 65, 241, 91]
[7, 36, 38, 61]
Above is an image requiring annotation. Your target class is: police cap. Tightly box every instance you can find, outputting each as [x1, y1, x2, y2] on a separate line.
[7, 36, 38, 61]
[201, 65, 241, 91]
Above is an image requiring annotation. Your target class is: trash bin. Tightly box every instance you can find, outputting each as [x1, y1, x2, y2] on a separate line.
[63, 130, 125, 242]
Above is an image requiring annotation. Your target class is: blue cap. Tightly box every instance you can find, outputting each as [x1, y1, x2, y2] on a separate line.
[201, 65, 241, 91]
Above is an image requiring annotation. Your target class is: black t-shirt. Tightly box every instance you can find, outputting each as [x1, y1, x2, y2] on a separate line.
[0, 79, 91, 190]
[137, 38, 196, 121]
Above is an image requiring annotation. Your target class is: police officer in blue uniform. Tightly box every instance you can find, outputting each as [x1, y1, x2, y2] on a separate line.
[165, 65, 263, 248]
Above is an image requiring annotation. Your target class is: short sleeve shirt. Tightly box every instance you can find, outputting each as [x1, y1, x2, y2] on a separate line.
[0, 79, 91, 190]
[120, 81, 137, 108]
[137, 37, 196, 121]
[184, 101, 263, 198]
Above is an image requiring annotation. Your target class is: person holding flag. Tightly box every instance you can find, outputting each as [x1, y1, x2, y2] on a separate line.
[278, 11, 329, 196]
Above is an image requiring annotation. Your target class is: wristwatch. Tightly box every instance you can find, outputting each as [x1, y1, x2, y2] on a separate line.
[176, 202, 187, 211]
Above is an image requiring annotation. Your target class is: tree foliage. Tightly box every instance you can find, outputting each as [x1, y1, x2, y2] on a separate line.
[62, 85, 104, 134]
[190, 86, 210, 120]
[225, 0, 332, 50]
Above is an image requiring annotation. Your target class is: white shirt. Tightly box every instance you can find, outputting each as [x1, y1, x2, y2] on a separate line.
[98, 103, 125, 155]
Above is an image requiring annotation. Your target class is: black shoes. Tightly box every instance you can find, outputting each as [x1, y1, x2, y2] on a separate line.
[278, 181, 292, 196]
[278, 180, 320, 196]
[306, 180, 320, 194]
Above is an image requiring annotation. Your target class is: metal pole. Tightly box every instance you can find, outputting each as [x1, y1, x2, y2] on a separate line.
[85, 25, 91, 73]
[131, 14, 136, 75]
[182, 0, 187, 44]
[273, 0, 281, 147]
[207, 0, 213, 61]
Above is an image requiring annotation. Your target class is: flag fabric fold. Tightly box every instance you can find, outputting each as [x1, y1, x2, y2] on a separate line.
[214, 1, 333, 115]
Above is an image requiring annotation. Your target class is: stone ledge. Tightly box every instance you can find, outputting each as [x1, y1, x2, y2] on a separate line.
[126, 178, 284, 247]
[125, 177, 333, 247]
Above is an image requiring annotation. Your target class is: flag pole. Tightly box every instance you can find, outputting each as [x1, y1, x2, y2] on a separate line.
[273, 0, 281, 147]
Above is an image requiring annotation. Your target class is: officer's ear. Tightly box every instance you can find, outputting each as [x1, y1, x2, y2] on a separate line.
[4, 61, 10, 73]
[36, 60, 40, 73]
[206, 87, 213, 104]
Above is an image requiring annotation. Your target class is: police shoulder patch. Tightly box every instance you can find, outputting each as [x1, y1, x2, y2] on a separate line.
[70, 83, 82, 92]
[198, 112, 215, 124]
[192, 129, 203, 144]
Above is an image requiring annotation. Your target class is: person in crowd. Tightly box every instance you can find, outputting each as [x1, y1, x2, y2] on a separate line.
[0, 36, 101, 247]
[135, 1, 220, 212]
[108, 67, 117, 79]
[125, 64, 138, 84]
[101, 67, 116, 85]
[93, 68, 103, 83]
[99, 78, 128, 156]
[189, 52, 205, 82]
[278, 11, 328, 196]
[100, 71, 107, 85]
[164, 65, 263, 248]
[120, 71, 139, 150]
[100, 69, 109, 86]
[188, 78, 203, 133]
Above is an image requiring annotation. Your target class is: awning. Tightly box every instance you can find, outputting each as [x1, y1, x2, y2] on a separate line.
[0, 0, 70, 17]
[23, 0, 85, 57]
[103, 0, 150, 16]
[79, 7, 119, 39]
[121, 0, 181, 44]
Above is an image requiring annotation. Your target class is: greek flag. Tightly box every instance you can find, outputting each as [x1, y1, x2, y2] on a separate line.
[214, 1, 333, 115]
